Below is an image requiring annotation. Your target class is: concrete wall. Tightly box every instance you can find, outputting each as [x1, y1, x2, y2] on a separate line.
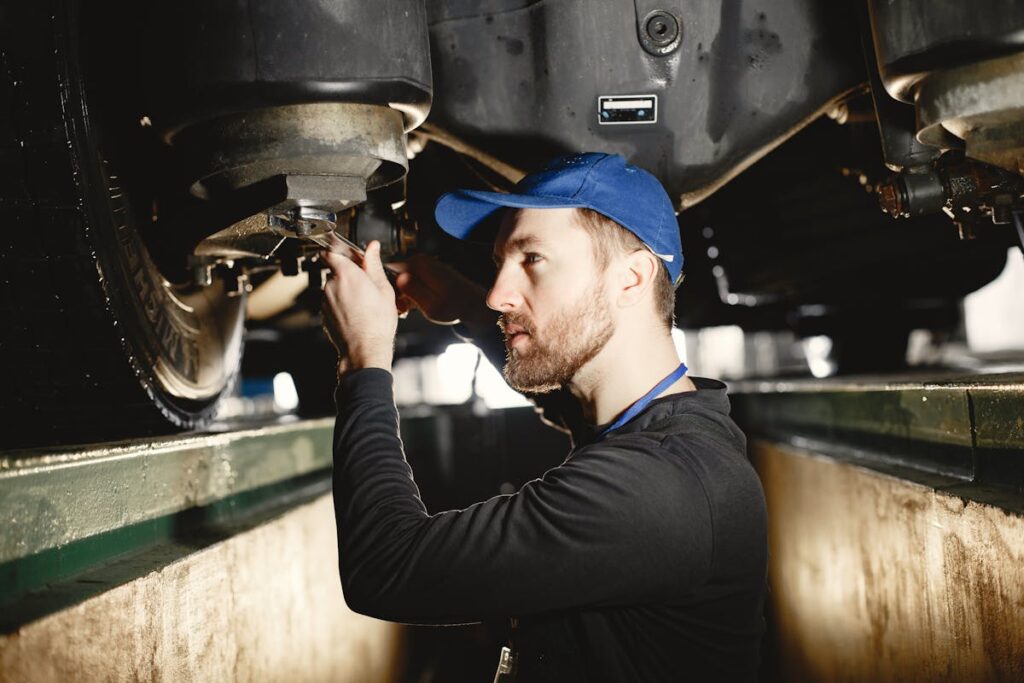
[0, 495, 403, 683]
[753, 441, 1024, 682]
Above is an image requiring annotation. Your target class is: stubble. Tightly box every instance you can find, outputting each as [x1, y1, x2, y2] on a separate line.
[500, 284, 614, 393]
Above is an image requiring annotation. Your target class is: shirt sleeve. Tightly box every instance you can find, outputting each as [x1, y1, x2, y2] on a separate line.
[332, 368, 714, 624]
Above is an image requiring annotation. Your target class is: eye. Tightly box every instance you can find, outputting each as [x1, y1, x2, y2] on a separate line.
[523, 253, 544, 266]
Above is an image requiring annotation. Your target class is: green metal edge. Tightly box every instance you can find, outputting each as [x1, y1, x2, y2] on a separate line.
[0, 470, 333, 633]
[731, 372, 1024, 509]
[0, 418, 335, 565]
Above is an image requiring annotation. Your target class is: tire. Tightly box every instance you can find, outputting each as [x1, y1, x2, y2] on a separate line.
[0, 0, 244, 449]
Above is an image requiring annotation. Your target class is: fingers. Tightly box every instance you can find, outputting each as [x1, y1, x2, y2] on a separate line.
[320, 298, 344, 353]
[319, 248, 361, 278]
[394, 269, 435, 305]
[396, 293, 417, 315]
[361, 241, 391, 291]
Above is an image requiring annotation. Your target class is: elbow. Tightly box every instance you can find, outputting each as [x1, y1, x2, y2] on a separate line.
[343, 590, 405, 622]
[341, 585, 384, 619]
[339, 564, 398, 620]
[338, 562, 373, 614]
[339, 589, 380, 618]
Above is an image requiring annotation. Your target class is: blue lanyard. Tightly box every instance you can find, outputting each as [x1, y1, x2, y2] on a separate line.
[598, 362, 688, 439]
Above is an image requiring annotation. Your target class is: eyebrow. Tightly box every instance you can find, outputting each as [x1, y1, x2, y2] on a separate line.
[493, 235, 545, 263]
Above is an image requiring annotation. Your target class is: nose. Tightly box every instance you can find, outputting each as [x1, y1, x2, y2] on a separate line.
[486, 266, 524, 313]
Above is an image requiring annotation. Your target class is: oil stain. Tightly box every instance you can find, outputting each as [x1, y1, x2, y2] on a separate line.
[496, 35, 524, 56]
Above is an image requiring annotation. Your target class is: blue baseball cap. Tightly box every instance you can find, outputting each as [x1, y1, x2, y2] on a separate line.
[434, 152, 683, 285]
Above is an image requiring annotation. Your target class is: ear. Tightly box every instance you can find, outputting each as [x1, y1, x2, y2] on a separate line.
[616, 249, 659, 309]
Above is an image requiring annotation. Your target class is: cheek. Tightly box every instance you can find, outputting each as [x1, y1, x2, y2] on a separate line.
[526, 261, 602, 315]
[529, 274, 570, 310]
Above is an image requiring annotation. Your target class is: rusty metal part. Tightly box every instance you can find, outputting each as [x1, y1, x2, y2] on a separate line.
[917, 52, 1024, 174]
[876, 159, 1024, 238]
[877, 168, 946, 218]
[753, 441, 1024, 683]
[172, 102, 408, 199]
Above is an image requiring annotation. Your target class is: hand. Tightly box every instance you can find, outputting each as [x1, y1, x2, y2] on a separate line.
[393, 254, 496, 337]
[320, 241, 398, 372]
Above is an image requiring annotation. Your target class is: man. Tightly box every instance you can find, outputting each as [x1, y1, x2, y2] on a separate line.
[320, 153, 767, 682]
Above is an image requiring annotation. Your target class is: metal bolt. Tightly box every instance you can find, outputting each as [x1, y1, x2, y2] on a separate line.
[877, 179, 903, 217]
[193, 263, 214, 287]
[640, 10, 680, 55]
[187, 256, 217, 287]
[232, 274, 252, 297]
[646, 16, 672, 43]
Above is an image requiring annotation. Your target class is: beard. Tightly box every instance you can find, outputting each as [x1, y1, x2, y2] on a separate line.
[499, 284, 614, 394]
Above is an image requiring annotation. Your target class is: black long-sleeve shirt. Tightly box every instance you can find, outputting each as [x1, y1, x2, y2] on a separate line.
[332, 367, 767, 682]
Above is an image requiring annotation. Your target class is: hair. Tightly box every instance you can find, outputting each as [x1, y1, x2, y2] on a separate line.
[575, 208, 676, 330]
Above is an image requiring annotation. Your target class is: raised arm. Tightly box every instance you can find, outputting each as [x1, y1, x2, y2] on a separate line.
[318, 244, 712, 624]
[332, 368, 713, 623]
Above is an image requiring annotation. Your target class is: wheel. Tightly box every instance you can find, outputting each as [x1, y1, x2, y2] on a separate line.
[0, 0, 244, 449]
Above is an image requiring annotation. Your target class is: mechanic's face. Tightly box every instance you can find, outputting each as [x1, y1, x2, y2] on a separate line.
[488, 208, 614, 393]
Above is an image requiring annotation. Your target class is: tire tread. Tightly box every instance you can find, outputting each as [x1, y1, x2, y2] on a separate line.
[1, 1, 178, 449]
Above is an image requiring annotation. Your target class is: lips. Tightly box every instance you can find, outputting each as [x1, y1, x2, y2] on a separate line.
[505, 326, 530, 345]
[507, 331, 530, 348]
[499, 318, 533, 348]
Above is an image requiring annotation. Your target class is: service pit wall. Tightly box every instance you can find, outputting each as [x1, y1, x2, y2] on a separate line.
[734, 372, 1024, 682]
[0, 495, 403, 683]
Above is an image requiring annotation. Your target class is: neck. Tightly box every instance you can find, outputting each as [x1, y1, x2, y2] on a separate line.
[567, 323, 691, 425]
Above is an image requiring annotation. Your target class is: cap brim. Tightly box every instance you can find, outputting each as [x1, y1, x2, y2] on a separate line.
[434, 189, 585, 242]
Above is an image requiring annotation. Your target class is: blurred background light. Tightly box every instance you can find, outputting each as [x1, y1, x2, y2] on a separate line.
[436, 343, 479, 404]
[964, 247, 1024, 353]
[473, 352, 530, 409]
[803, 335, 837, 378]
[273, 372, 300, 411]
